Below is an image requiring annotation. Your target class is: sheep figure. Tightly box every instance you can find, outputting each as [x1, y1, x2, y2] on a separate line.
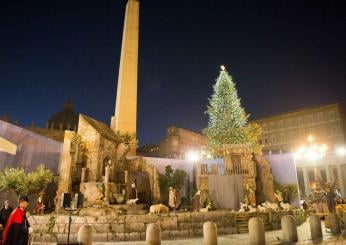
[257, 205, 267, 212]
[126, 198, 139, 206]
[280, 202, 291, 211]
[270, 203, 279, 211]
[261, 201, 279, 211]
[200, 203, 212, 213]
[239, 202, 248, 212]
[149, 204, 169, 215]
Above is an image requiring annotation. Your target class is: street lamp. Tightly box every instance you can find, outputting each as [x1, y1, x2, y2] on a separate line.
[186, 151, 200, 162]
[293, 135, 327, 161]
[185, 150, 201, 192]
[336, 146, 346, 156]
[293, 135, 328, 197]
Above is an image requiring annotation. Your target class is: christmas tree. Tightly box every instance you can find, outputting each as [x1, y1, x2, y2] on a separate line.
[205, 66, 261, 155]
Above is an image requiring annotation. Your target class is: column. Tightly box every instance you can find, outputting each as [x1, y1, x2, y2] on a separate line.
[104, 166, 110, 204]
[124, 170, 129, 200]
[325, 165, 332, 184]
[105, 166, 110, 184]
[303, 167, 310, 197]
[337, 164, 345, 196]
[314, 167, 322, 189]
[81, 167, 87, 183]
[111, 0, 140, 156]
[313, 167, 319, 182]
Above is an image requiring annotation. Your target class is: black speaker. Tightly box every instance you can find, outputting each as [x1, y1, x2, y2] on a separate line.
[61, 193, 71, 208]
[75, 193, 84, 208]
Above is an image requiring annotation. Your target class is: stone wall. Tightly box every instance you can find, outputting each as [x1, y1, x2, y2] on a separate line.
[28, 209, 306, 243]
[78, 116, 101, 182]
[29, 211, 237, 243]
[131, 157, 161, 203]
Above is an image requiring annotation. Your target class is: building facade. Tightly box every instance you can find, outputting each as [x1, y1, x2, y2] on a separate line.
[252, 103, 346, 197]
[158, 126, 206, 159]
[253, 103, 345, 154]
[137, 144, 159, 157]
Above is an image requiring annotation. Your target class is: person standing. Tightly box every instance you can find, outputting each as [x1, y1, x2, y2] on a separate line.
[168, 187, 177, 211]
[2, 195, 31, 245]
[283, 188, 291, 204]
[192, 190, 201, 212]
[0, 200, 13, 241]
[326, 186, 336, 213]
[0, 200, 13, 228]
[35, 191, 45, 215]
[131, 179, 137, 199]
[302, 201, 308, 211]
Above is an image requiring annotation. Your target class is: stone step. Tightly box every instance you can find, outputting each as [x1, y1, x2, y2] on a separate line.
[32, 243, 57, 245]
[127, 210, 148, 215]
[106, 204, 148, 210]
[30, 242, 58, 245]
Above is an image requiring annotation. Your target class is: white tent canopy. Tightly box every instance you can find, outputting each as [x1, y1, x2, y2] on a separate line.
[0, 137, 17, 155]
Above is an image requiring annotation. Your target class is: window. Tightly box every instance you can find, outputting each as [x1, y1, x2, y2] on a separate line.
[330, 111, 336, 120]
[272, 136, 276, 143]
[313, 113, 318, 122]
[279, 134, 285, 142]
[292, 118, 298, 127]
[319, 113, 323, 121]
[320, 126, 326, 136]
[287, 119, 292, 128]
[230, 155, 245, 174]
[269, 122, 274, 130]
[304, 116, 312, 124]
[284, 120, 288, 128]
[262, 124, 267, 132]
[231, 155, 241, 165]
[332, 126, 337, 134]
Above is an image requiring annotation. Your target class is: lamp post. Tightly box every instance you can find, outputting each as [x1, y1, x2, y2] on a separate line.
[186, 151, 201, 192]
[294, 135, 327, 196]
[336, 146, 346, 157]
[293, 135, 327, 162]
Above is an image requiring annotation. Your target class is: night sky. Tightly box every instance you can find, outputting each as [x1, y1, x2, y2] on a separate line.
[1, 0, 345, 146]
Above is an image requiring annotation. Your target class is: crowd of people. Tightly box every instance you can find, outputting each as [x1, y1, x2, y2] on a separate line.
[0, 196, 31, 245]
[336, 198, 346, 204]
[304, 183, 345, 214]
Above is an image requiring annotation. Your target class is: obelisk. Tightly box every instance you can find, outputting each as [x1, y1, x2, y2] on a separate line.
[111, 0, 139, 155]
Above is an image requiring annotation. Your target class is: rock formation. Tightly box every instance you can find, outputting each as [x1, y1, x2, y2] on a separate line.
[253, 154, 276, 204]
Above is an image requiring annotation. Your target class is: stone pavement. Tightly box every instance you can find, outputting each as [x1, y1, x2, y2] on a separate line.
[93, 221, 346, 245]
